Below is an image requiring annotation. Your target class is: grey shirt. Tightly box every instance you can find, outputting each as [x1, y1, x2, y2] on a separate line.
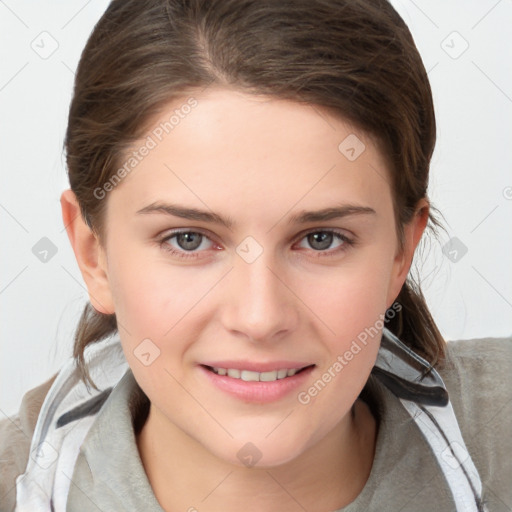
[1, 337, 511, 511]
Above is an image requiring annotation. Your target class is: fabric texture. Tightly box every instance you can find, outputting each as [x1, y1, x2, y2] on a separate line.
[0, 374, 57, 511]
[1, 334, 511, 512]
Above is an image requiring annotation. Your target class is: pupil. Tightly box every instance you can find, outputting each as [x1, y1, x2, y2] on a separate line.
[178, 232, 202, 250]
[309, 232, 332, 250]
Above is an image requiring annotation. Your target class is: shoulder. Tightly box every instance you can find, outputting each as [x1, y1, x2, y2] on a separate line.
[437, 336, 512, 508]
[0, 373, 57, 512]
[438, 336, 512, 406]
[438, 336, 512, 433]
[442, 334, 512, 364]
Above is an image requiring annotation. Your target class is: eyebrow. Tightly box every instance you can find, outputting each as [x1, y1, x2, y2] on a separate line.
[136, 202, 376, 229]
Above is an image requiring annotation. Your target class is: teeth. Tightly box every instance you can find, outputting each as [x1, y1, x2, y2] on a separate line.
[211, 366, 305, 381]
[260, 371, 278, 382]
[241, 370, 260, 382]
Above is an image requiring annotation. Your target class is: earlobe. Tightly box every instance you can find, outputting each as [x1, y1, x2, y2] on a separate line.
[60, 189, 115, 315]
[386, 199, 430, 307]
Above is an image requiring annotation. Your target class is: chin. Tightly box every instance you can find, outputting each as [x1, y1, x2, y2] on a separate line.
[207, 433, 311, 470]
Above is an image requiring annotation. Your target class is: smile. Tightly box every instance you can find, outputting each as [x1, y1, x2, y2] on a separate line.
[204, 365, 313, 382]
[199, 361, 316, 402]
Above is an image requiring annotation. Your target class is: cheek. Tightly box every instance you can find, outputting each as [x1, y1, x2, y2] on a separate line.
[295, 273, 386, 435]
[107, 240, 197, 333]
[293, 252, 393, 402]
[299, 253, 393, 339]
[105, 243, 217, 381]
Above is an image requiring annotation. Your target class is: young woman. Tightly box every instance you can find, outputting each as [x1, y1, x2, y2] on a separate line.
[1, 1, 510, 511]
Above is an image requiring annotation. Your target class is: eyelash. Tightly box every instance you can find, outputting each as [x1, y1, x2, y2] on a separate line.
[158, 228, 355, 260]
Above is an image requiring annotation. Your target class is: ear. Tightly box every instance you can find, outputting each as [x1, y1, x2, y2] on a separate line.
[60, 189, 115, 315]
[386, 198, 430, 308]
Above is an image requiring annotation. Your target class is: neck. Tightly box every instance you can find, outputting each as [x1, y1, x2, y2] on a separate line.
[136, 399, 377, 512]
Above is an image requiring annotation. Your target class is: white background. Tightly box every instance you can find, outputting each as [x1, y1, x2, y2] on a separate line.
[1, 0, 511, 418]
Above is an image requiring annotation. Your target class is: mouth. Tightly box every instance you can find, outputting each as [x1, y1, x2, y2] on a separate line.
[198, 363, 316, 403]
[201, 364, 315, 382]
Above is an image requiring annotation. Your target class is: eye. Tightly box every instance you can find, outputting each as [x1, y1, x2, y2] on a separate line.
[295, 229, 354, 256]
[159, 230, 217, 259]
[158, 228, 355, 260]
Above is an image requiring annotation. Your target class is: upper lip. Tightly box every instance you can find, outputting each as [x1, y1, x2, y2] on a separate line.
[200, 360, 315, 372]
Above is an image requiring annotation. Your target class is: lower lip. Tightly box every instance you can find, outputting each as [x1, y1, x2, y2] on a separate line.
[199, 365, 315, 403]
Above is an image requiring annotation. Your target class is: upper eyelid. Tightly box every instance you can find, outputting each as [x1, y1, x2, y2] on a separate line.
[293, 226, 353, 240]
[159, 227, 218, 244]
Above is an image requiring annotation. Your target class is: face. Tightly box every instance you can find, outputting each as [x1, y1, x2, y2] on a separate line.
[82, 88, 417, 467]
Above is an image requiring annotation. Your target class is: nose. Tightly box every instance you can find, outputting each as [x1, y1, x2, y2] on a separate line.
[219, 251, 299, 344]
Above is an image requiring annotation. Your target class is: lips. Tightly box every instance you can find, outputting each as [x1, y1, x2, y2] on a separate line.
[198, 361, 316, 403]
[203, 364, 314, 382]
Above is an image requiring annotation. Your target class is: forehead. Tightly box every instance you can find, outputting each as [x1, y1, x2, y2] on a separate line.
[106, 87, 392, 221]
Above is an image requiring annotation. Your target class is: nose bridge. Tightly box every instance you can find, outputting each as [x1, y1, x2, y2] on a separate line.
[222, 246, 297, 341]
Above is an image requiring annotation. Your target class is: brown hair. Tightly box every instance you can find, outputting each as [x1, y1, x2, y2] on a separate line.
[65, 0, 447, 391]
